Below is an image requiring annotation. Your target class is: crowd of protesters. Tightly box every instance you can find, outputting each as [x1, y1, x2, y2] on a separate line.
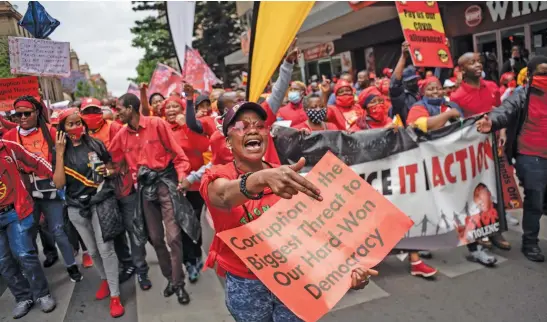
[0, 40, 545, 321]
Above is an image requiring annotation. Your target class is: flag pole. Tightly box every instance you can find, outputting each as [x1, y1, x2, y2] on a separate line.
[245, 1, 260, 102]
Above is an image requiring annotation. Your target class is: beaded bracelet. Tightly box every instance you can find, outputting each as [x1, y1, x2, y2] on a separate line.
[240, 172, 264, 200]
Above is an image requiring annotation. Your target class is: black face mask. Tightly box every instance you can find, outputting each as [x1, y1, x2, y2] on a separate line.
[404, 80, 419, 93]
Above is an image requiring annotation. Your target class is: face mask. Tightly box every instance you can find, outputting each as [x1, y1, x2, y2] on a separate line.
[531, 75, 547, 92]
[423, 97, 443, 106]
[306, 108, 326, 124]
[336, 95, 355, 108]
[66, 126, 85, 141]
[288, 91, 302, 104]
[508, 80, 517, 88]
[81, 114, 104, 130]
[367, 103, 387, 122]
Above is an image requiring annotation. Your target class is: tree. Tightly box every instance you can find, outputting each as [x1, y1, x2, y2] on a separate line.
[74, 81, 91, 99]
[193, 1, 242, 82]
[128, 57, 159, 84]
[0, 37, 12, 78]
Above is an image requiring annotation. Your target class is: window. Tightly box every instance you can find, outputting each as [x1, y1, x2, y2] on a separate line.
[531, 21, 547, 57]
[501, 27, 525, 62]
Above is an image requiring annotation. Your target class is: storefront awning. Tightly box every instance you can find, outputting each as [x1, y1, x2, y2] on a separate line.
[224, 49, 248, 66]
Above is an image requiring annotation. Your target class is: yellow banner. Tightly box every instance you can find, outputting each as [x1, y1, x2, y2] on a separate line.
[248, 1, 315, 103]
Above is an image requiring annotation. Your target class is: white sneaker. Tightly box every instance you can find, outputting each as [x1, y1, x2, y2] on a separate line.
[506, 213, 519, 226]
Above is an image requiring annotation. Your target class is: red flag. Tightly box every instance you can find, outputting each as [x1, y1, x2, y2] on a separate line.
[126, 83, 140, 96]
[182, 47, 221, 93]
[148, 63, 183, 98]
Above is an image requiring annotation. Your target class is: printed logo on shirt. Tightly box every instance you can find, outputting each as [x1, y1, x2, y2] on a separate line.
[3, 156, 13, 163]
[0, 181, 6, 201]
[239, 205, 271, 224]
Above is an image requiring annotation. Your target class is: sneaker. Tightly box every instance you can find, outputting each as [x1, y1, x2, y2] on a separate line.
[175, 286, 191, 305]
[82, 252, 93, 268]
[67, 265, 83, 282]
[12, 300, 33, 319]
[119, 265, 136, 284]
[466, 245, 497, 267]
[36, 294, 56, 313]
[522, 245, 545, 262]
[109, 296, 125, 318]
[137, 273, 152, 291]
[43, 256, 58, 268]
[506, 213, 519, 226]
[163, 280, 175, 298]
[185, 262, 200, 284]
[410, 260, 437, 278]
[96, 280, 110, 300]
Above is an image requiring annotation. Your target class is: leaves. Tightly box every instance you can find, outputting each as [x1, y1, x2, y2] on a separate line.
[0, 37, 11, 78]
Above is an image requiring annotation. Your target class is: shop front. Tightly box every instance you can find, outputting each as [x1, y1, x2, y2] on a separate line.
[443, 1, 547, 72]
[302, 42, 353, 80]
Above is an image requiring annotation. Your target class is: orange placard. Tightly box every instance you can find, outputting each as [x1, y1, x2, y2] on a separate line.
[396, 1, 453, 68]
[217, 152, 414, 322]
[498, 152, 523, 210]
[0, 76, 39, 112]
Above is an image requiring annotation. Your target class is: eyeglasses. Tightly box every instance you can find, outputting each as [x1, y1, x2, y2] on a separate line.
[228, 120, 269, 134]
[14, 110, 36, 118]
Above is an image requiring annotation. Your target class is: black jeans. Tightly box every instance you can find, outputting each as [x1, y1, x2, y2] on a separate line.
[115, 193, 148, 274]
[182, 191, 204, 265]
[515, 155, 547, 246]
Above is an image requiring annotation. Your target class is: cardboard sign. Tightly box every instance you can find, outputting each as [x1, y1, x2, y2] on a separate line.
[217, 152, 413, 322]
[498, 152, 523, 210]
[396, 1, 453, 68]
[0, 76, 39, 112]
[8, 37, 70, 77]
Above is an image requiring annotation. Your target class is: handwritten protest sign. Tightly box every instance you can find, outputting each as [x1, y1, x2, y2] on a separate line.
[8, 37, 70, 77]
[218, 152, 414, 322]
[0, 76, 39, 112]
[396, 1, 453, 68]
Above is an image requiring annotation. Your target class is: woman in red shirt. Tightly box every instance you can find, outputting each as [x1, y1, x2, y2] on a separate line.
[292, 95, 338, 134]
[200, 102, 377, 322]
[351, 92, 394, 131]
[322, 79, 363, 130]
[162, 96, 210, 283]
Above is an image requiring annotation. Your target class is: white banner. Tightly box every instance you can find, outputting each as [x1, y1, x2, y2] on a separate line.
[8, 37, 70, 77]
[166, 1, 196, 69]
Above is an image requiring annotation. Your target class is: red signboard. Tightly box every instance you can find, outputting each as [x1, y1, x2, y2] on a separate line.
[303, 42, 335, 61]
[0, 76, 40, 112]
[396, 1, 454, 68]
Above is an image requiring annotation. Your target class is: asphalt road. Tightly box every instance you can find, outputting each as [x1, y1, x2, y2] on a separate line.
[1, 210, 546, 322]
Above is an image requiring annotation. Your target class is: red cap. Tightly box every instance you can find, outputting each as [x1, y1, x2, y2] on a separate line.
[80, 98, 102, 111]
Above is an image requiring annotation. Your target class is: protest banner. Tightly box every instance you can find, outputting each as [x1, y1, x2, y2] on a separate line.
[498, 152, 523, 210]
[8, 37, 70, 77]
[182, 47, 221, 93]
[273, 116, 506, 251]
[0, 76, 39, 112]
[396, 1, 453, 68]
[126, 83, 140, 96]
[61, 70, 87, 93]
[148, 63, 183, 98]
[218, 152, 413, 322]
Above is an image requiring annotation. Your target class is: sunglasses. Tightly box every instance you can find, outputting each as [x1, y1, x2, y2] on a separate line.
[228, 120, 269, 134]
[14, 110, 36, 118]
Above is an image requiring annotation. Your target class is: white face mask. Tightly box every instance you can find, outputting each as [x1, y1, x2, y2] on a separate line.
[288, 91, 302, 104]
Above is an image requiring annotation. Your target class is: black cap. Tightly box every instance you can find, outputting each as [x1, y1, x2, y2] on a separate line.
[195, 94, 210, 107]
[222, 102, 267, 136]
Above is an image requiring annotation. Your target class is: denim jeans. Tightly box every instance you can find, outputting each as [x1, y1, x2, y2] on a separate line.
[515, 155, 547, 246]
[117, 193, 148, 274]
[0, 210, 50, 302]
[225, 273, 302, 322]
[33, 199, 76, 267]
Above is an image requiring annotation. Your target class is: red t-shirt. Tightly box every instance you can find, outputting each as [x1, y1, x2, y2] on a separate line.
[293, 121, 338, 131]
[450, 79, 500, 117]
[326, 104, 363, 130]
[518, 93, 547, 158]
[406, 105, 450, 125]
[200, 163, 281, 279]
[209, 130, 234, 165]
[170, 122, 210, 190]
[4, 126, 57, 162]
[277, 103, 308, 125]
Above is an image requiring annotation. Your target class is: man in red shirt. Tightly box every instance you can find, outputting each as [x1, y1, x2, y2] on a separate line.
[109, 93, 193, 305]
[476, 55, 547, 262]
[450, 52, 510, 266]
[0, 139, 57, 318]
[277, 81, 307, 125]
[81, 97, 151, 290]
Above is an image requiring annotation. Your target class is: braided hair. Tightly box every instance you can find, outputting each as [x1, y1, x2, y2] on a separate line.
[13, 95, 56, 163]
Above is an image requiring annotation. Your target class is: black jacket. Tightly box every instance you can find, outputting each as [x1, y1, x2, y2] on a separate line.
[488, 87, 535, 164]
[133, 163, 201, 247]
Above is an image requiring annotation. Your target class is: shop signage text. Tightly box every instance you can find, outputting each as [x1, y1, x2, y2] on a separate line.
[464, 5, 482, 27]
[303, 42, 335, 61]
[486, 1, 547, 22]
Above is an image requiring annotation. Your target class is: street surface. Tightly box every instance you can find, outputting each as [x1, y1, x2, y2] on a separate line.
[1, 209, 546, 322]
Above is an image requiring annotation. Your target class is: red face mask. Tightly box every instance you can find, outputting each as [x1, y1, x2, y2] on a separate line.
[531, 75, 547, 92]
[507, 80, 517, 88]
[66, 126, 85, 140]
[368, 103, 387, 122]
[336, 95, 355, 108]
[81, 114, 104, 130]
